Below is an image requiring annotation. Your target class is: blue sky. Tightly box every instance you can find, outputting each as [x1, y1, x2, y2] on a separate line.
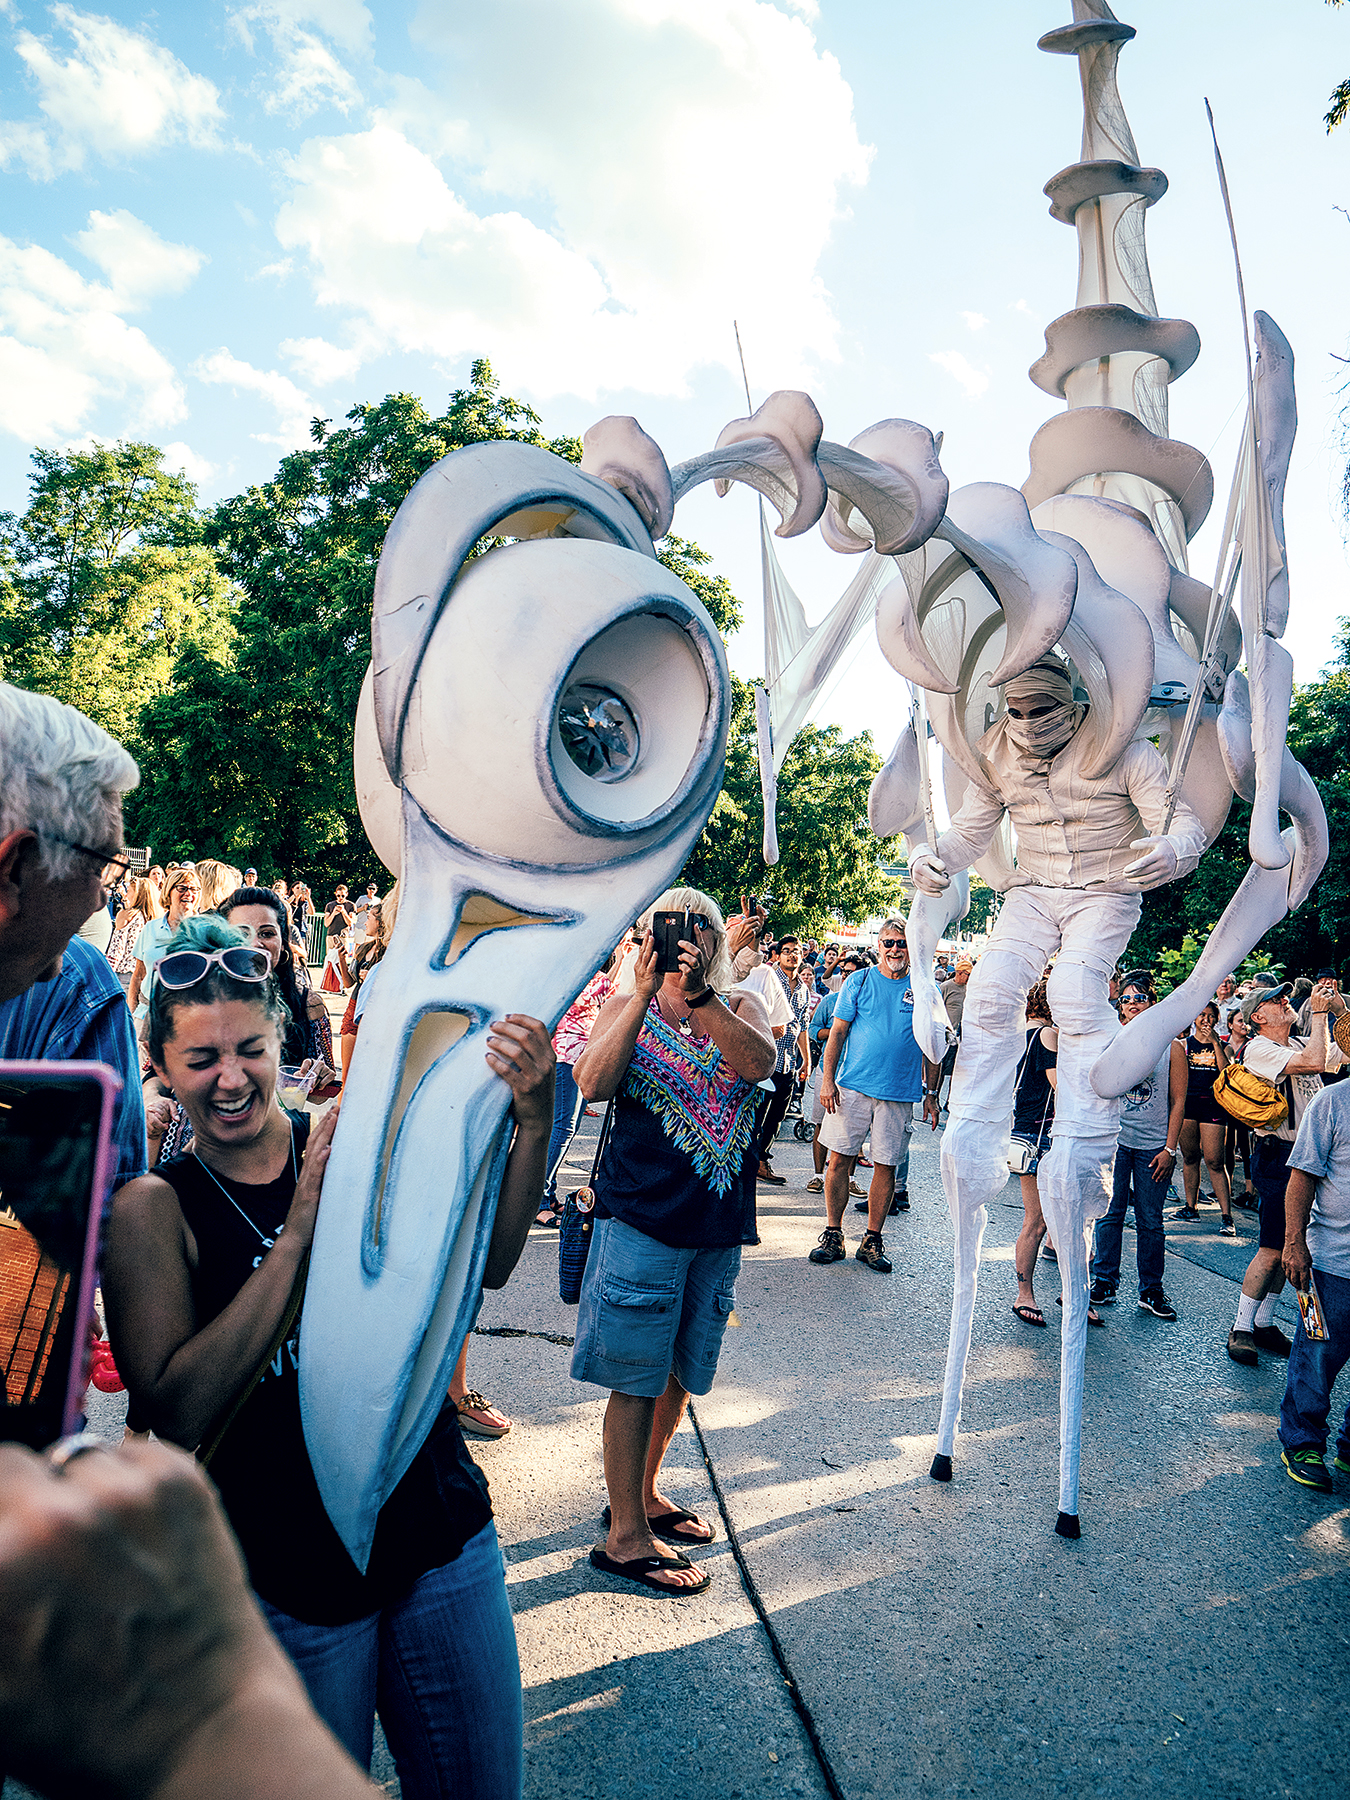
[1, 0, 1347, 754]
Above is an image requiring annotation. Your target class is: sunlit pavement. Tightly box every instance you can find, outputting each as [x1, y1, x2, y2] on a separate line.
[471, 1111, 1349, 1800]
[24, 1111, 1346, 1800]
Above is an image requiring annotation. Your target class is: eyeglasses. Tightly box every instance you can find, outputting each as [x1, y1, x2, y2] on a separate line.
[1120, 993, 1150, 1006]
[50, 837, 134, 883]
[157, 946, 272, 990]
[878, 937, 906, 949]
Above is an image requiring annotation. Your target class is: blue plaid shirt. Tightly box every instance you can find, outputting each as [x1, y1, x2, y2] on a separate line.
[0, 936, 147, 1195]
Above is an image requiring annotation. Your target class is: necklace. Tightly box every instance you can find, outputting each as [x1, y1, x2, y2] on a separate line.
[655, 988, 697, 1039]
[193, 1125, 298, 1250]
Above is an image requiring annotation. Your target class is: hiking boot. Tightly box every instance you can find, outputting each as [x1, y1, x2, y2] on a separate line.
[1089, 1279, 1117, 1306]
[891, 1190, 910, 1214]
[855, 1230, 892, 1274]
[809, 1227, 846, 1265]
[1227, 1327, 1258, 1366]
[1138, 1287, 1177, 1320]
[1253, 1323, 1293, 1357]
[1281, 1448, 1333, 1494]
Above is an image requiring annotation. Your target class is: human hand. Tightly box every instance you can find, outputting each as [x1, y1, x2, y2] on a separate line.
[677, 934, 709, 995]
[725, 907, 767, 958]
[145, 1095, 175, 1153]
[923, 1093, 940, 1131]
[0, 1437, 332, 1800]
[908, 846, 950, 896]
[820, 1076, 838, 1114]
[485, 1014, 556, 1134]
[283, 1106, 340, 1247]
[1310, 986, 1332, 1016]
[1282, 1233, 1312, 1292]
[1150, 1147, 1176, 1184]
[632, 931, 661, 1001]
[1123, 836, 1179, 887]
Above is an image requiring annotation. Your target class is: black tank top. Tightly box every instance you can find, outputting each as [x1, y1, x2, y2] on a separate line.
[158, 1117, 491, 1625]
[1185, 1035, 1221, 1105]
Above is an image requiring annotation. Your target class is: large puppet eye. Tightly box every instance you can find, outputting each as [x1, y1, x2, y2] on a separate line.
[389, 538, 726, 869]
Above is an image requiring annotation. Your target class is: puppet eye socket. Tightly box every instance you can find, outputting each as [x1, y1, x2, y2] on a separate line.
[557, 683, 640, 782]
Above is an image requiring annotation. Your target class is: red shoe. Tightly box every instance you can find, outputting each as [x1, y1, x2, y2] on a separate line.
[88, 1332, 125, 1394]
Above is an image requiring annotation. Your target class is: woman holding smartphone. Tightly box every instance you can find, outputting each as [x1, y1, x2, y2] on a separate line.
[103, 914, 554, 1797]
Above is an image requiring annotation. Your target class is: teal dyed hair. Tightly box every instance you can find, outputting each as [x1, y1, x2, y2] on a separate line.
[147, 914, 292, 1065]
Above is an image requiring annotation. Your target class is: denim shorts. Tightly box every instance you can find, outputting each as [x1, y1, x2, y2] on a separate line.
[570, 1216, 741, 1399]
[1010, 1120, 1053, 1175]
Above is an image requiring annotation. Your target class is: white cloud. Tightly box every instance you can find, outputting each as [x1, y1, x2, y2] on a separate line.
[0, 234, 186, 442]
[280, 334, 365, 387]
[271, 0, 871, 399]
[961, 310, 988, 332]
[193, 348, 315, 447]
[0, 5, 225, 179]
[161, 441, 217, 485]
[73, 210, 206, 310]
[229, 1, 370, 119]
[928, 350, 990, 399]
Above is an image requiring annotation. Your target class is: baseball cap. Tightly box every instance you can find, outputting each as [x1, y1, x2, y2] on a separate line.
[1239, 982, 1291, 1029]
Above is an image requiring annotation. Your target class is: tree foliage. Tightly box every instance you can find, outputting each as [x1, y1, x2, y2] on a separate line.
[680, 677, 904, 935]
[0, 443, 234, 745]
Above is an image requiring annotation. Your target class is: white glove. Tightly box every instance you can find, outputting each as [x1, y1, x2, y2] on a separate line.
[1123, 836, 1179, 887]
[908, 844, 951, 896]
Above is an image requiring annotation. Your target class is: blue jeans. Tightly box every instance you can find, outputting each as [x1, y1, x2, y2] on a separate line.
[261, 1522, 522, 1800]
[1279, 1265, 1350, 1462]
[544, 1061, 584, 1206]
[1092, 1145, 1167, 1294]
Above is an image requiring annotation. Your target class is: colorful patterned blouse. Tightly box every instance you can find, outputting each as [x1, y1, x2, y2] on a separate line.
[595, 998, 761, 1249]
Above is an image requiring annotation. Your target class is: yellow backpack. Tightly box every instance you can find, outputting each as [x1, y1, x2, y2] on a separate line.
[1213, 1062, 1288, 1131]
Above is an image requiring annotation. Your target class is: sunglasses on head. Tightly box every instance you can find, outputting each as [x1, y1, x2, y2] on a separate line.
[157, 945, 272, 990]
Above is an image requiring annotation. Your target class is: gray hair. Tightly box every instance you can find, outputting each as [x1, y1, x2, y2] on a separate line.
[0, 684, 139, 879]
[641, 885, 734, 993]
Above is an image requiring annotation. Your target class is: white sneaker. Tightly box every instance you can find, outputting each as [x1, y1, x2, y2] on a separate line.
[806, 1175, 824, 1193]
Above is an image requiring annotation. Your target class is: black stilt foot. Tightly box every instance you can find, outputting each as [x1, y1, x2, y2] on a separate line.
[929, 1453, 953, 1482]
[1054, 1511, 1080, 1539]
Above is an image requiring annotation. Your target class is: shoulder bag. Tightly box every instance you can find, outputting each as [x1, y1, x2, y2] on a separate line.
[559, 1101, 613, 1304]
[1213, 1060, 1289, 1132]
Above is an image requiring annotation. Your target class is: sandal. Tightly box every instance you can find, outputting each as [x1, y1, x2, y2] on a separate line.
[1012, 1302, 1046, 1328]
[534, 1200, 562, 1228]
[455, 1391, 512, 1437]
[601, 1504, 717, 1545]
[1054, 1296, 1104, 1327]
[589, 1547, 709, 1596]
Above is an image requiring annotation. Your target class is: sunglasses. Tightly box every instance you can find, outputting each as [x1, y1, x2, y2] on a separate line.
[878, 937, 907, 949]
[1120, 992, 1151, 1005]
[157, 945, 272, 990]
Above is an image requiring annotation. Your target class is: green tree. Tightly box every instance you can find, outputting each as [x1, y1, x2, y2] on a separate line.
[1326, 0, 1349, 130]
[680, 677, 903, 935]
[0, 443, 234, 744]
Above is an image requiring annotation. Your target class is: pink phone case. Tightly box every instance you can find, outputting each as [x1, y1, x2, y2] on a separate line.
[0, 1060, 122, 1440]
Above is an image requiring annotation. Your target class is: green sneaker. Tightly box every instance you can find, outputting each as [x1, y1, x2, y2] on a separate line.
[1332, 1451, 1350, 1476]
[1281, 1448, 1333, 1494]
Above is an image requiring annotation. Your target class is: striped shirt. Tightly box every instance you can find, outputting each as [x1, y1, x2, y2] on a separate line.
[0, 936, 148, 1193]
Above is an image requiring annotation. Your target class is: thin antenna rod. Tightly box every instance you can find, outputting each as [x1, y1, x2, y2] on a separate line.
[1204, 99, 1255, 401]
[733, 319, 754, 413]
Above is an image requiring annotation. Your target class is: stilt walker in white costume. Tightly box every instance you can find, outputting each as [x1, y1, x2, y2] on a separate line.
[908, 657, 1204, 1537]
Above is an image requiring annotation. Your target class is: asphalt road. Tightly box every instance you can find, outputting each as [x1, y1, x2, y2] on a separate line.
[9, 1108, 1347, 1800]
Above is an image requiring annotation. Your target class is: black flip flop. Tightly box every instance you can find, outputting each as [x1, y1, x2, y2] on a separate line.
[589, 1547, 710, 1596]
[1012, 1302, 1047, 1328]
[601, 1503, 718, 1545]
[1055, 1296, 1105, 1327]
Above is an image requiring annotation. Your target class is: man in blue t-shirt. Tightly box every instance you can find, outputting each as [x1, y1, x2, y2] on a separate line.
[812, 919, 940, 1273]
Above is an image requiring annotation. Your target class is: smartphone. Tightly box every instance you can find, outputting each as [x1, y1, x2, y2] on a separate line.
[652, 910, 713, 974]
[0, 1061, 120, 1449]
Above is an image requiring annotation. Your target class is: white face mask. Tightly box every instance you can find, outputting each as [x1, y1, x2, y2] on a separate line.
[1005, 702, 1079, 759]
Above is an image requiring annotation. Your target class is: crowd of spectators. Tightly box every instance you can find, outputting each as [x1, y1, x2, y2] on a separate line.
[1, 674, 1348, 1800]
